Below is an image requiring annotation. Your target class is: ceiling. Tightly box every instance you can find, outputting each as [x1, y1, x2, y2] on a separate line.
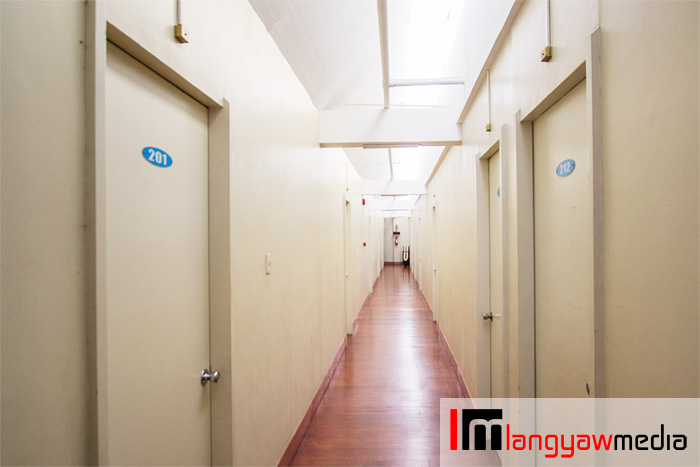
[249, 0, 468, 211]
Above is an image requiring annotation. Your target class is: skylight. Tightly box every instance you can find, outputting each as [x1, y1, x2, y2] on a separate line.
[387, 0, 466, 107]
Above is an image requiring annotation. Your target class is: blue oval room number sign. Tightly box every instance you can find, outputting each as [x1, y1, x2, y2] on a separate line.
[142, 147, 172, 168]
[556, 159, 575, 177]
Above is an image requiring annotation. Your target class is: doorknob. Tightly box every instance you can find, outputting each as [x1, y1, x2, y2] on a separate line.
[201, 369, 220, 386]
[482, 312, 493, 321]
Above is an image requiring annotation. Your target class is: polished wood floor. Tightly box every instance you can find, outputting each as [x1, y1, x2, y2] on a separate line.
[289, 265, 499, 466]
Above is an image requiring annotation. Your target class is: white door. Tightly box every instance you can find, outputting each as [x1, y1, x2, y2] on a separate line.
[488, 151, 505, 399]
[104, 43, 212, 465]
[432, 205, 439, 321]
[534, 80, 593, 398]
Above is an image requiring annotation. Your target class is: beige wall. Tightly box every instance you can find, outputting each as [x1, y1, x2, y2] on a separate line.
[1, 2, 3, 461]
[415, 190, 433, 315]
[413, 0, 699, 399]
[599, 0, 699, 396]
[434, 145, 481, 390]
[1, 1, 92, 465]
[1, 0, 381, 465]
[343, 174, 383, 332]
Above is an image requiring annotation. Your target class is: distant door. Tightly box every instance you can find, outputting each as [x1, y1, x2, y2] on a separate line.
[432, 205, 439, 321]
[534, 80, 593, 397]
[104, 43, 212, 465]
[344, 199, 353, 334]
[488, 151, 505, 398]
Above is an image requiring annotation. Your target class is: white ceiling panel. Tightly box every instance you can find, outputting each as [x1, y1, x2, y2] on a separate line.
[249, 0, 295, 27]
[250, 0, 383, 109]
[344, 147, 390, 180]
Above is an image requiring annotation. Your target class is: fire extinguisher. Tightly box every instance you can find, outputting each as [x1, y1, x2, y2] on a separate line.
[395, 236, 399, 246]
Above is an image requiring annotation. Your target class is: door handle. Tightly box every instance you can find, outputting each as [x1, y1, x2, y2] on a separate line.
[482, 312, 493, 321]
[201, 369, 220, 386]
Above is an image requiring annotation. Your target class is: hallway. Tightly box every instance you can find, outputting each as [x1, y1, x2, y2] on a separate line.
[289, 265, 497, 466]
[2, 1, 698, 465]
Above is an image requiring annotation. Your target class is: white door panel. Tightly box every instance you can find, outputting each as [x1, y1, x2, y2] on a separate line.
[534, 80, 592, 398]
[105, 43, 211, 465]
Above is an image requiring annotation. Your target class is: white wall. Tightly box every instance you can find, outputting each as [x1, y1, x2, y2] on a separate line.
[1, 1, 382, 465]
[415, 193, 436, 314]
[1, 1, 93, 465]
[413, 0, 699, 398]
[409, 208, 421, 282]
[1, 4, 4, 463]
[344, 179, 383, 332]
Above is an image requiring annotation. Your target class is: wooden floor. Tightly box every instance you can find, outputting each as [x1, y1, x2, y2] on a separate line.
[289, 265, 499, 466]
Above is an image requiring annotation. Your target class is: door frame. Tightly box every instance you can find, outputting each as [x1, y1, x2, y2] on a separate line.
[415, 215, 421, 286]
[476, 139, 507, 400]
[86, 4, 233, 464]
[516, 28, 604, 399]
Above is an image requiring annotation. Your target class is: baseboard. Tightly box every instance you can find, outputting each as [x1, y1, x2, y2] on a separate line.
[418, 290, 438, 323]
[352, 294, 372, 334]
[416, 289, 471, 398]
[418, 290, 432, 312]
[436, 323, 472, 399]
[277, 339, 346, 466]
[351, 276, 380, 335]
